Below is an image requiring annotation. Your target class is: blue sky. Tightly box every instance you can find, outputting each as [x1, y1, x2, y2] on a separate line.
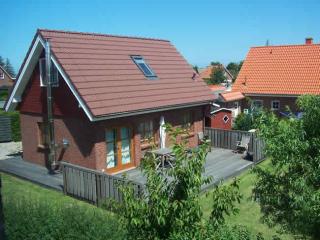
[1, 0, 320, 72]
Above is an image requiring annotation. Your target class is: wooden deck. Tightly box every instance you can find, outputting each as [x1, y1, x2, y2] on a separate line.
[116, 148, 254, 191]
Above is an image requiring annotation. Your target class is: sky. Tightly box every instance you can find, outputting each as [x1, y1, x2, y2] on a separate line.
[1, 0, 320, 72]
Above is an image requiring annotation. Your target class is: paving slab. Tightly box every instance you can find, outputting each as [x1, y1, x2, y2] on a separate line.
[0, 156, 63, 191]
[117, 148, 254, 191]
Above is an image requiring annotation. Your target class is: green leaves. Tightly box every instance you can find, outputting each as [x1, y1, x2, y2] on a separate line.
[253, 95, 320, 239]
[109, 124, 245, 239]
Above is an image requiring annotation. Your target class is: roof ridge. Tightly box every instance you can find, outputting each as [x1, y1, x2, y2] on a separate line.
[251, 43, 320, 49]
[38, 28, 170, 43]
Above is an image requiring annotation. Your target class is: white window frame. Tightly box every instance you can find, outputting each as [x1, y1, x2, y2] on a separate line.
[39, 58, 59, 87]
[271, 100, 280, 111]
[223, 115, 230, 123]
[0, 70, 4, 80]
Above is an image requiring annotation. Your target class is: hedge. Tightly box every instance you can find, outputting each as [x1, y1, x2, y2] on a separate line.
[0, 110, 20, 142]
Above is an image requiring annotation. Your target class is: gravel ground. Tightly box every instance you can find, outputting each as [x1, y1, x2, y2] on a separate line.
[0, 142, 22, 160]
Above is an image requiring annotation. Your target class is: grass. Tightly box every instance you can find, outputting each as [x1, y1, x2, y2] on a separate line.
[0, 162, 301, 240]
[200, 160, 297, 240]
[1, 173, 125, 240]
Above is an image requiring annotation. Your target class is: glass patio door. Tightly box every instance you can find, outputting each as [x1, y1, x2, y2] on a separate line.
[106, 127, 134, 173]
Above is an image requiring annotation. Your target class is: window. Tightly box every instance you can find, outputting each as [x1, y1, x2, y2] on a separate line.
[252, 100, 263, 110]
[223, 115, 230, 123]
[181, 111, 192, 130]
[131, 56, 157, 78]
[37, 122, 48, 147]
[39, 58, 59, 87]
[138, 120, 154, 143]
[0, 69, 4, 80]
[271, 100, 280, 110]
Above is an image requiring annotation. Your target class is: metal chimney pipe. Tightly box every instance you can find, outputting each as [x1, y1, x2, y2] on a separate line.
[45, 39, 57, 172]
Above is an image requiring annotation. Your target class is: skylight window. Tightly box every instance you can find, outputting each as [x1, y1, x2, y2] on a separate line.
[131, 56, 157, 79]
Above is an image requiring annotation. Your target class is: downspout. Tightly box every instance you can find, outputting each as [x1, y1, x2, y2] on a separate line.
[45, 39, 57, 172]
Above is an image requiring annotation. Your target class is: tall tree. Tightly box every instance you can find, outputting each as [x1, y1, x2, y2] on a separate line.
[210, 61, 221, 66]
[207, 67, 226, 85]
[0, 56, 4, 67]
[4, 58, 15, 77]
[193, 65, 199, 74]
[226, 61, 243, 82]
[253, 95, 320, 239]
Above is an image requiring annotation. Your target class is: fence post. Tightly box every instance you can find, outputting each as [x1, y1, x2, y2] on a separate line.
[95, 174, 101, 206]
[62, 164, 67, 194]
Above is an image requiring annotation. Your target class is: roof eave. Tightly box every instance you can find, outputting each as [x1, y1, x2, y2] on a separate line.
[91, 100, 212, 122]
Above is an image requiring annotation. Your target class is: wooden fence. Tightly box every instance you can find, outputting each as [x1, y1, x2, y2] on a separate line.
[61, 161, 144, 205]
[0, 116, 12, 142]
[204, 127, 266, 163]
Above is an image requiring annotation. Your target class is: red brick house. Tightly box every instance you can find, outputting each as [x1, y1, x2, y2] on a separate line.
[5, 29, 213, 174]
[0, 65, 15, 91]
[233, 38, 320, 116]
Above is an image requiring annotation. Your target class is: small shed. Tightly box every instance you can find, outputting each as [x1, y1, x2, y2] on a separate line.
[207, 108, 232, 130]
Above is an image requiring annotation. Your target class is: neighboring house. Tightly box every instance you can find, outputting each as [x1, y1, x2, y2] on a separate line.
[0, 65, 15, 90]
[233, 38, 320, 116]
[5, 29, 213, 174]
[205, 84, 244, 130]
[199, 65, 234, 85]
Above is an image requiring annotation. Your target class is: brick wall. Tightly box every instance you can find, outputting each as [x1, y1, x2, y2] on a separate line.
[20, 113, 96, 169]
[21, 106, 205, 172]
[208, 110, 232, 130]
[0, 68, 14, 90]
[240, 96, 298, 114]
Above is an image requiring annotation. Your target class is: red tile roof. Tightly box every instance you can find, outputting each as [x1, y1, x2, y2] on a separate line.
[220, 91, 245, 102]
[38, 29, 213, 117]
[233, 43, 320, 95]
[199, 65, 233, 80]
[208, 84, 226, 92]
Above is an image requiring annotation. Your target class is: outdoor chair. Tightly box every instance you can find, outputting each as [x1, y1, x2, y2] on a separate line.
[235, 135, 251, 153]
[198, 132, 211, 152]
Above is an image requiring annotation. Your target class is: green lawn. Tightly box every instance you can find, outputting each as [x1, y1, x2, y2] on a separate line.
[200, 160, 297, 240]
[1, 173, 125, 240]
[1, 162, 301, 240]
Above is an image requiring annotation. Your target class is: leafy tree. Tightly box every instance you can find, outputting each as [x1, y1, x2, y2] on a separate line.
[105, 125, 246, 240]
[253, 95, 320, 239]
[4, 58, 15, 77]
[227, 61, 243, 81]
[211, 61, 221, 66]
[0, 56, 4, 67]
[207, 68, 227, 85]
[233, 113, 254, 131]
[193, 65, 199, 74]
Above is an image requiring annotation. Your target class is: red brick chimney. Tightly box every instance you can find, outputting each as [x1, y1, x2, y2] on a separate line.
[305, 37, 313, 45]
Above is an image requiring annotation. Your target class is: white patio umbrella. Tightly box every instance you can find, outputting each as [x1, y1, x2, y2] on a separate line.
[159, 116, 166, 149]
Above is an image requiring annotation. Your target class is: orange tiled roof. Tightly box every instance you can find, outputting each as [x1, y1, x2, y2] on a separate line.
[220, 91, 245, 102]
[199, 65, 221, 79]
[233, 43, 320, 95]
[208, 84, 226, 92]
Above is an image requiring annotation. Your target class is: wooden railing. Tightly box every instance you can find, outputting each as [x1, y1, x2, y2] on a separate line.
[61, 161, 144, 205]
[204, 127, 266, 163]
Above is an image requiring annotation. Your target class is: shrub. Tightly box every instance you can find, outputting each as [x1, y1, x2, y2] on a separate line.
[0, 110, 21, 142]
[3, 196, 125, 240]
[233, 113, 254, 131]
[104, 124, 249, 240]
